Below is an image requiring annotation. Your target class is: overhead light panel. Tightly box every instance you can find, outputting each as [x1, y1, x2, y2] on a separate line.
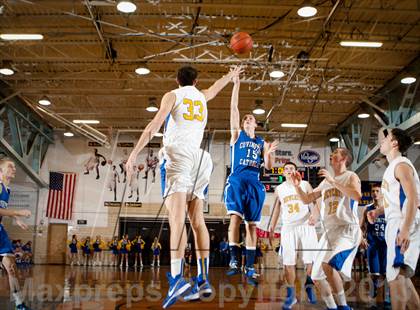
[154, 132, 163, 137]
[329, 137, 340, 142]
[117, 1, 137, 13]
[297, 5, 317, 17]
[414, 140, 420, 145]
[281, 123, 307, 128]
[357, 113, 370, 119]
[0, 34, 43, 40]
[64, 132, 74, 137]
[135, 66, 150, 75]
[146, 97, 158, 112]
[339, 41, 383, 48]
[269, 70, 285, 79]
[73, 120, 100, 124]
[400, 77, 416, 84]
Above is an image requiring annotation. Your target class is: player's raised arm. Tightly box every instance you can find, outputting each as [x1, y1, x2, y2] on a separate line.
[290, 171, 321, 204]
[202, 66, 242, 102]
[126, 92, 175, 173]
[230, 71, 241, 144]
[263, 140, 278, 170]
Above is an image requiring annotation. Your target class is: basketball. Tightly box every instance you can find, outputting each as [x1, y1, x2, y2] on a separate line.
[230, 32, 253, 54]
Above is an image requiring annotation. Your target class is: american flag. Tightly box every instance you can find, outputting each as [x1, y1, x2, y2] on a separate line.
[46, 172, 77, 220]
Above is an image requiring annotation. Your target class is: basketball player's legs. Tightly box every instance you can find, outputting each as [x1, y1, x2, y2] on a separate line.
[2, 256, 25, 306]
[187, 198, 209, 261]
[228, 214, 242, 269]
[406, 277, 420, 309]
[389, 275, 409, 309]
[165, 192, 188, 267]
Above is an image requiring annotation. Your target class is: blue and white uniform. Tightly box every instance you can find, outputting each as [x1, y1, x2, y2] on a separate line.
[381, 156, 420, 282]
[160, 86, 212, 201]
[311, 171, 362, 281]
[224, 130, 265, 224]
[365, 203, 387, 275]
[0, 183, 14, 257]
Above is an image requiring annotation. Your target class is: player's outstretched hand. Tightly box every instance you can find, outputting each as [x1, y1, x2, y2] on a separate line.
[318, 168, 334, 184]
[268, 140, 279, 154]
[366, 210, 377, 224]
[397, 228, 410, 253]
[16, 218, 28, 230]
[229, 65, 244, 81]
[290, 171, 302, 187]
[15, 209, 31, 218]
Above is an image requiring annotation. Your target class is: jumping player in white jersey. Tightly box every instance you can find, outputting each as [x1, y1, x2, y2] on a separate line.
[127, 65, 241, 308]
[224, 71, 278, 286]
[291, 148, 362, 310]
[368, 128, 419, 309]
[269, 162, 318, 309]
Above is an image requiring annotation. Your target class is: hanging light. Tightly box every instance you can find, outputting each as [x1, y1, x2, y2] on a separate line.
[269, 70, 285, 79]
[146, 97, 158, 112]
[297, 4, 317, 17]
[116, 1, 137, 13]
[358, 113, 370, 119]
[154, 132, 163, 137]
[0, 60, 14, 75]
[252, 99, 265, 115]
[64, 132, 74, 137]
[135, 66, 150, 75]
[329, 137, 340, 143]
[400, 77, 416, 84]
[38, 96, 51, 106]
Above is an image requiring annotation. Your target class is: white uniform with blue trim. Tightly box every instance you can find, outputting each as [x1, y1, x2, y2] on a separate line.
[161, 86, 212, 200]
[276, 181, 318, 265]
[382, 156, 420, 282]
[311, 170, 362, 281]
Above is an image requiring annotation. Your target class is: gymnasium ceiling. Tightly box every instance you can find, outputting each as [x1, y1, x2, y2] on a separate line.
[0, 0, 419, 143]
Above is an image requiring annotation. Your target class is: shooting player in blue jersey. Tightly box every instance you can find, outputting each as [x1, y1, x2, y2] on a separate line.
[224, 69, 278, 286]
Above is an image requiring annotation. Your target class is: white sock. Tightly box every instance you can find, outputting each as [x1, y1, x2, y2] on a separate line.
[170, 258, 183, 278]
[323, 294, 337, 309]
[335, 290, 347, 306]
[13, 292, 23, 306]
[197, 257, 209, 281]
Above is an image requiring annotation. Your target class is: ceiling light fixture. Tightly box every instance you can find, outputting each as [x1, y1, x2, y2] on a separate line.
[64, 132, 74, 137]
[0, 34, 43, 40]
[357, 113, 370, 119]
[0, 68, 14, 75]
[73, 120, 100, 124]
[400, 77, 416, 84]
[281, 123, 308, 128]
[135, 66, 150, 75]
[154, 132, 163, 137]
[339, 41, 383, 48]
[116, 1, 137, 13]
[297, 5, 317, 17]
[269, 70, 285, 79]
[252, 99, 265, 115]
[38, 97, 51, 106]
[329, 137, 340, 143]
[146, 97, 158, 112]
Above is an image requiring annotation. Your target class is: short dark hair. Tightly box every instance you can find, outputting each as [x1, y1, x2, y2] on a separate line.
[391, 128, 412, 154]
[338, 147, 353, 167]
[283, 161, 297, 169]
[177, 66, 198, 86]
[371, 183, 381, 189]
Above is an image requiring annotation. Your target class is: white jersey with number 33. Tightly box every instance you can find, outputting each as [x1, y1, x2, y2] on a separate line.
[163, 86, 207, 149]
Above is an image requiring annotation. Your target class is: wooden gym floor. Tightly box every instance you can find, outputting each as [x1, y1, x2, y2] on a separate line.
[0, 265, 419, 309]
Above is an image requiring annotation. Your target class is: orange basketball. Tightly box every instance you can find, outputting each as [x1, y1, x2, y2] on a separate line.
[230, 32, 253, 54]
